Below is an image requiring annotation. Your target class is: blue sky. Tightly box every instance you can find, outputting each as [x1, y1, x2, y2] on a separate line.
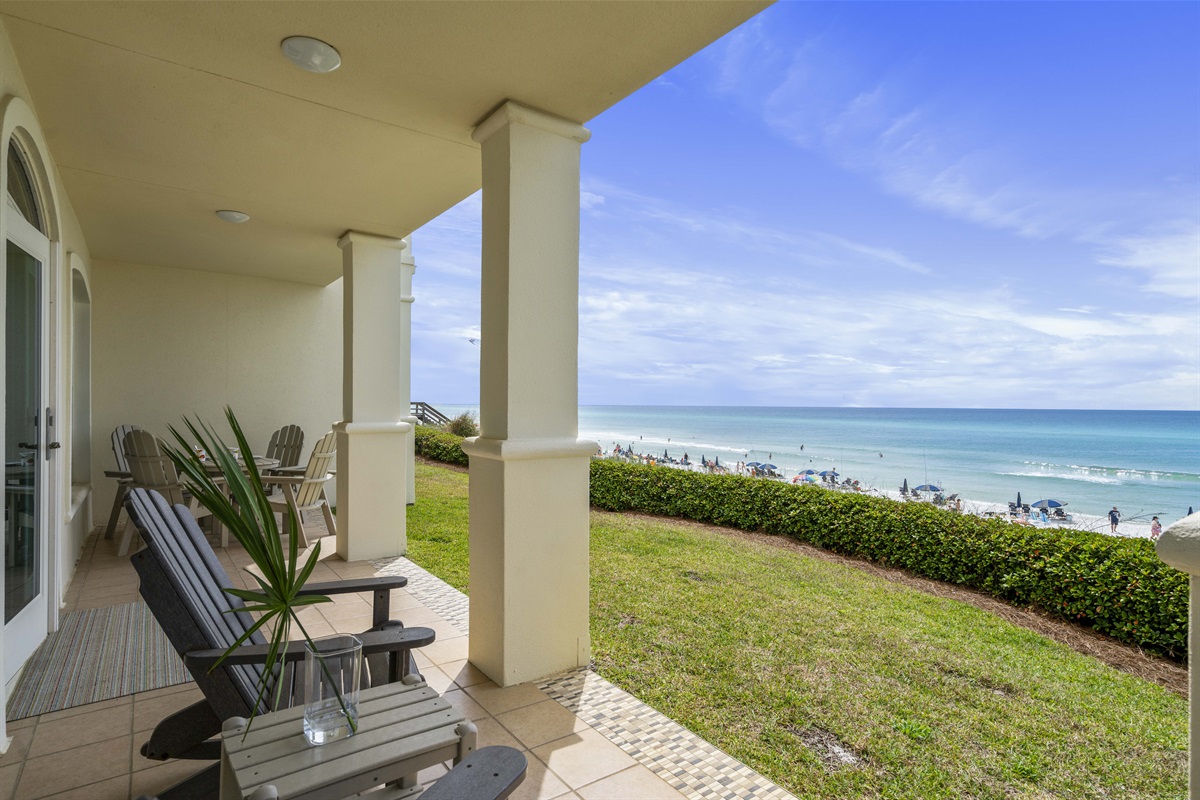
[411, 1, 1200, 410]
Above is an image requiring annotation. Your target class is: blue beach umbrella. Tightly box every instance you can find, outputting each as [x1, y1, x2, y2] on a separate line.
[714, 456, 721, 467]
[1016, 492, 1022, 507]
[746, 461, 762, 468]
[1030, 499, 1066, 508]
[819, 470, 839, 477]
[915, 484, 941, 492]
[802, 469, 818, 475]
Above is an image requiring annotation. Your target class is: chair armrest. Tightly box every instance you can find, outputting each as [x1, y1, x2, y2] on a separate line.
[298, 576, 407, 596]
[184, 625, 436, 669]
[420, 746, 528, 800]
[300, 576, 409, 627]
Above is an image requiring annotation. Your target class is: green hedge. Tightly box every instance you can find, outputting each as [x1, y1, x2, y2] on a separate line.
[414, 425, 469, 467]
[410, 431, 1186, 658]
[590, 460, 1188, 660]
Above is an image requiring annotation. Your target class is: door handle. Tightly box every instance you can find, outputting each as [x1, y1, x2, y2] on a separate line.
[47, 442, 61, 450]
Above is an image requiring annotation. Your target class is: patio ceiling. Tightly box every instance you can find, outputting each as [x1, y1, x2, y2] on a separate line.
[1, 1, 768, 285]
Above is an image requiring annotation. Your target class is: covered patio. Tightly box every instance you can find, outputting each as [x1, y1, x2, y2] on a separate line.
[0, 1, 788, 795]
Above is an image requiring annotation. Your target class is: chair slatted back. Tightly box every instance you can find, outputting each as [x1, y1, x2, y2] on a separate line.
[266, 425, 305, 469]
[111, 424, 142, 472]
[124, 430, 187, 505]
[295, 431, 336, 507]
[126, 488, 270, 717]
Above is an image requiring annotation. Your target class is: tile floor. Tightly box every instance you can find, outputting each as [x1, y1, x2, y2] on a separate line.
[2, 518, 796, 800]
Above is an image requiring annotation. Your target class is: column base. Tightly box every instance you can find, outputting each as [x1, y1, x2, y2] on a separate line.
[333, 420, 411, 562]
[463, 437, 596, 686]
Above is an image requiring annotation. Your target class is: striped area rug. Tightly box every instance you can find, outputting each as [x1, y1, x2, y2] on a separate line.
[6, 602, 191, 719]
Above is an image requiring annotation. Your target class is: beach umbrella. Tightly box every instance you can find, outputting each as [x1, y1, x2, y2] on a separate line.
[746, 461, 762, 468]
[1016, 492, 1022, 507]
[901, 478, 909, 493]
[715, 456, 721, 467]
[1030, 499, 1066, 508]
[664, 449, 669, 459]
[802, 469, 818, 475]
[915, 484, 941, 492]
[804, 474, 820, 482]
[819, 470, 839, 477]
[760, 463, 777, 470]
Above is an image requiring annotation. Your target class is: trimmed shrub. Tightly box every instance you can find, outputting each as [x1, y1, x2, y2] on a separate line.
[590, 460, 1188, 660]
[414, 425, 469, 467]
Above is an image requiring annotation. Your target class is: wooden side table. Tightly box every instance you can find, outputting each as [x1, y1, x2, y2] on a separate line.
[220, 678, 476, 800]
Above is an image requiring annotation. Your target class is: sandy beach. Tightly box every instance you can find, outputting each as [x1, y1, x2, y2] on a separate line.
[877, 490, 1156, 539]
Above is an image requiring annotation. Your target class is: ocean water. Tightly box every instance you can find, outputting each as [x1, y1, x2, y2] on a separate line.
[436, 405, 1199, 523]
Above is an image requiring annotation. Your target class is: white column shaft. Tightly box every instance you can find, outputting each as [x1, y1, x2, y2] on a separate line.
[399, 238, 418, 505]
[335, 232, 410, 561]
[464, 101, 594, 686]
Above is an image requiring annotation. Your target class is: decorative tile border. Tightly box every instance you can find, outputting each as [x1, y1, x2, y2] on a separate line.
[371, 555, 470, 636]
[370, 555, 796, 800]
[538, 669, 797, 800]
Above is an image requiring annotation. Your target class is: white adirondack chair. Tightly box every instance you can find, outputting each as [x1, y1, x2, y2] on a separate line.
[119, 430, 218, 555]
[268, 430, 336, 546]
[104, 423, 142, 541]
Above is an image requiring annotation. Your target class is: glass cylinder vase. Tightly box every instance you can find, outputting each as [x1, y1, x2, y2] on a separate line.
[303, 633, 362, 745]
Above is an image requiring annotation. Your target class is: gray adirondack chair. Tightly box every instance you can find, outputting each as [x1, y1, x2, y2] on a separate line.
[268, 430, 336, 546]
[126, 487, 438, 800]
[104, 423, 142, 541]
[118, 430, 217, 556]
[264, 424, 305, 469]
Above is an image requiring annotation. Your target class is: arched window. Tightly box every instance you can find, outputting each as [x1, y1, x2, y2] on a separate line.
[6, 139, 44, 234]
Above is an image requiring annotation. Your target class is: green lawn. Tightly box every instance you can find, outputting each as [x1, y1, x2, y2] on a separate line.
[407, 461, 1187, 799]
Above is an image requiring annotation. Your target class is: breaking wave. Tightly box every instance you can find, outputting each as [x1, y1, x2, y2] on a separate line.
[1009, 461, 1199, 485]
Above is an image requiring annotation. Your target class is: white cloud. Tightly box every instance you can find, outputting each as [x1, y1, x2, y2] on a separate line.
[1095, 224, 1200, 299]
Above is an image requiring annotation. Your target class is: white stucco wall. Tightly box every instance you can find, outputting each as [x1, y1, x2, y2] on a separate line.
[90, 260, 343, 526]
[1, 18, 95, 612]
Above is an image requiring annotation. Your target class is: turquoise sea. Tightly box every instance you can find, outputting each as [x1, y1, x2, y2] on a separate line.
[438, 406, 1199, 524]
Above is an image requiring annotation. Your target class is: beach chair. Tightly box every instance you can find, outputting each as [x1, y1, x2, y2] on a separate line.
[125, 487, 438, 800]
[119, 430, 217, 556]
[267, 430, 337, 546]
[103, 423, 143, 541]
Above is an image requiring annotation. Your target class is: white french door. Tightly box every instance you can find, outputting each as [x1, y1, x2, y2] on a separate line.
[4, 210, 51, 681]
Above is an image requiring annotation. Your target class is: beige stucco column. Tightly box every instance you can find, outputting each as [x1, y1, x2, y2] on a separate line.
[1156, 513, 1200, 799]
[398, 237, 418, 506]
[461, 101, 596, 686]
[334, 232, 411, 561]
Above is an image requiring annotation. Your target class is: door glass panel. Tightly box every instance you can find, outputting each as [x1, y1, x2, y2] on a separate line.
[6, 142, 44, 234]
[5, 240, 40, 622]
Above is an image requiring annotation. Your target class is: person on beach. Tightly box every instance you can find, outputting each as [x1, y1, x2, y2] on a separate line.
[1151, 516, 1162, 539]
[1109, 506, 1121, 533]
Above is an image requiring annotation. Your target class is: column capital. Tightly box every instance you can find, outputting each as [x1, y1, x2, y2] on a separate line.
[337, 231, 408, 252]
[1157, 512, 1200, 574]
[472, 100, 591, 146]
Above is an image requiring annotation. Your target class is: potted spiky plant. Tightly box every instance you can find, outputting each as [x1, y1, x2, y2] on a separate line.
[163, 408, 357, 740]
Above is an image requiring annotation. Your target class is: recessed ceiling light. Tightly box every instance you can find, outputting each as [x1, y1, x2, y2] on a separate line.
[216, 210, 250, 224]
[281, 36, 341, 74]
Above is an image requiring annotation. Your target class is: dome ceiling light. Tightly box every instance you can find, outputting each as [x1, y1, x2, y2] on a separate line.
[216, 210, 250, 224]
[281, 36, 342, 74]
